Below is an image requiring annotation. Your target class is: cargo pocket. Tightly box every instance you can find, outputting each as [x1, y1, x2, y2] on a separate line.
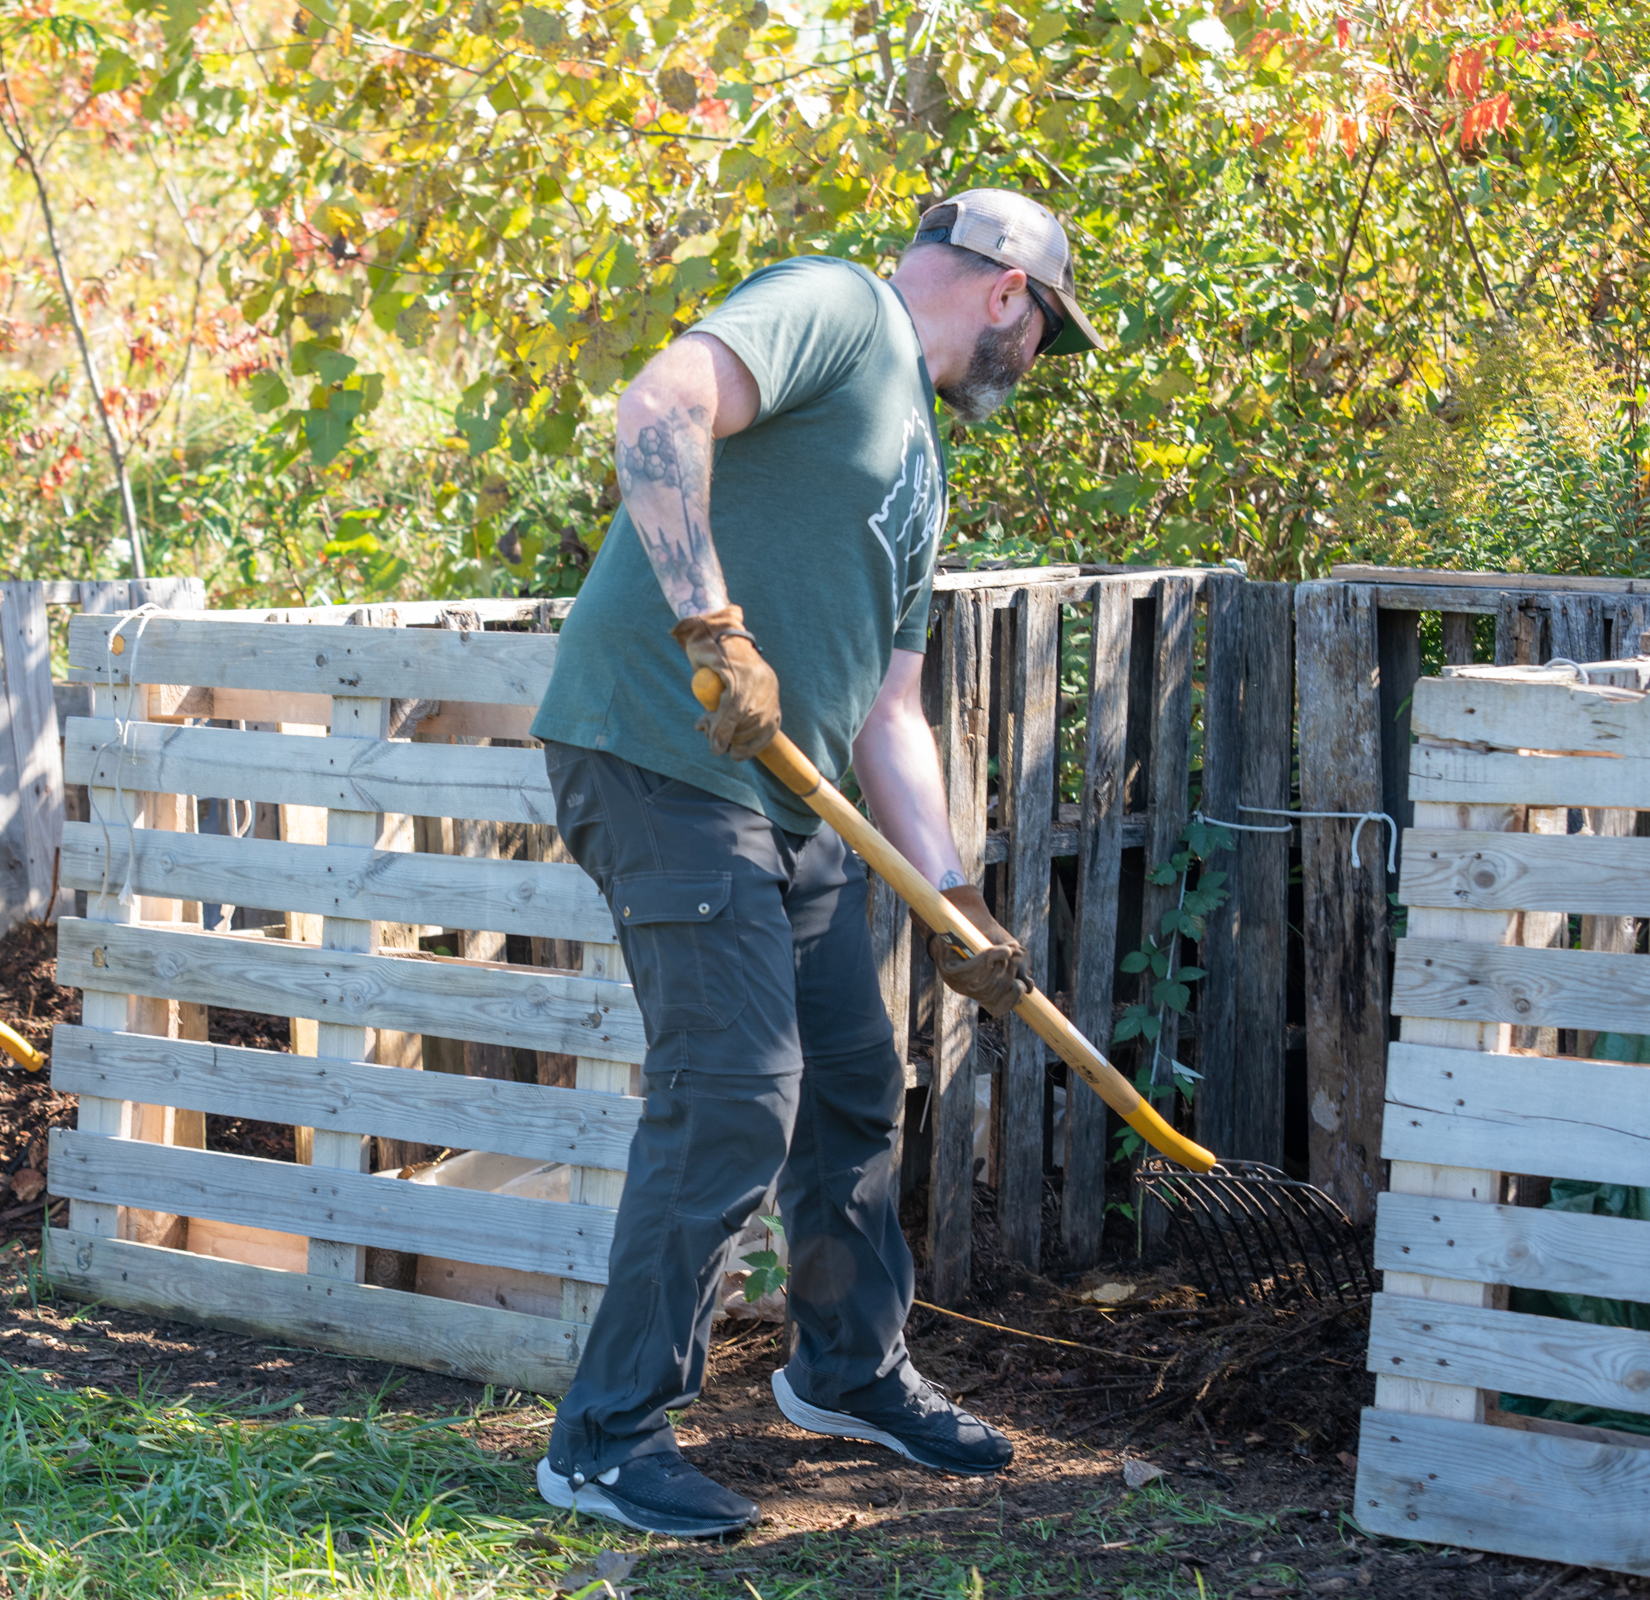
[612, 872, 746, 1037]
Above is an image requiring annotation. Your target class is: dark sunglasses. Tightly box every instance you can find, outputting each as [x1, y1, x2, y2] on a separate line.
[1023, 279, 1064, 357]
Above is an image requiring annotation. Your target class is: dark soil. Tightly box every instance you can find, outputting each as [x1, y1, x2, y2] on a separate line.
[1, 917, 1643, 1597]
[0, 918, 296, 1218]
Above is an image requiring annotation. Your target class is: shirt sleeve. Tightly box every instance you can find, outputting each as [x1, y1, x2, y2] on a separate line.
[692, 259, 882, 425]
[893, 567, 935, 652]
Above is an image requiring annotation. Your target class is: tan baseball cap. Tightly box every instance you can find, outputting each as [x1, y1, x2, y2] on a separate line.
[913, 188, 1100, 356]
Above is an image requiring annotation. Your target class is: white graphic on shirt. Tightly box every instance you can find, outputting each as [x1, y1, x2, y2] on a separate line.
[867, 406, 947, 622]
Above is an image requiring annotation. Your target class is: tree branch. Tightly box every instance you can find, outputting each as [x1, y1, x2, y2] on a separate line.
[1373, 0, 1503, 317]
[0, 41, 146, 577]
[1333, 132, 1387, 319]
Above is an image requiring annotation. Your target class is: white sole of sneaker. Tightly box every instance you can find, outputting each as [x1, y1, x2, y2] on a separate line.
[771, 1369, 1007, 1476]
[770, 1368, 920, 1463]
[535, 1458, 753, 1538]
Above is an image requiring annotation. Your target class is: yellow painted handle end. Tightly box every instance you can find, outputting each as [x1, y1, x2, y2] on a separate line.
[0, 1020, 45, 1073]
[1123, 1102, 1216, 1173]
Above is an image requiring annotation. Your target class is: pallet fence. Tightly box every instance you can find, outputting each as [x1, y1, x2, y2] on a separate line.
[0, 577, 202, 932]
[1354, 655, 1650, 1575]
[901, 566, 1294, 1299]
[39, 559, 1649, 1380]
[1297, 564, 1650, 1223]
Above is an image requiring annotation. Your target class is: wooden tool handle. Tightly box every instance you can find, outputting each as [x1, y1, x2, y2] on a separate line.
[691, 666, 1216, 1172]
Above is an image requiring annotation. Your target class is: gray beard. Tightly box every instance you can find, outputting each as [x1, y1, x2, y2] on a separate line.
[937, 303, 1036, 423]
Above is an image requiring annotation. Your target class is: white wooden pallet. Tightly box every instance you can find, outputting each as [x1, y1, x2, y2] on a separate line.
[1355, 667, 1650, 1575]
[47, 606, 637, 1393]
[0, 576, 203, 931]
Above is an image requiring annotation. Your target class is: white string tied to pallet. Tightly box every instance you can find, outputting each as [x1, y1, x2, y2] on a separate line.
[90, 604, 165, 908]
[1194, 805, 1399, 874]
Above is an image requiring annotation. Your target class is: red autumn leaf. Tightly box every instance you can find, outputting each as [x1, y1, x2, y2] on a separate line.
[1448, 46, 1486, 100]
[1304, 110, 1323, 158]
[1335, 15, 1350, 48]
[1339, 114, 1359, 160]
[1460, 91, 1513, 149]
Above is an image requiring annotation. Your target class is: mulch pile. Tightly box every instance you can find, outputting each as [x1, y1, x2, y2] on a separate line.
[0, 918, 293, 1232]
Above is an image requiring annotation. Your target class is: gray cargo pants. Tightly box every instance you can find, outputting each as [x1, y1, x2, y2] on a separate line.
[542, 742, 919, 1477]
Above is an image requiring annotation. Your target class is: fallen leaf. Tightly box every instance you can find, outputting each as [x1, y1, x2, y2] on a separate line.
[1123, 1458, 1167, 1488]
[594, 1551, 639, 1583]
[553, 1549, 641, 1594]
[1337, 1450, 1359, 1473]
[515, 1522, 563, 1554]
[1080, 1281, 1136, 1305]
[12, 1168, 45, 1202]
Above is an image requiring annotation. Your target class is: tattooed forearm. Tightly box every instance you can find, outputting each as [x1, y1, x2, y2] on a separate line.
[616, 403, 727, 619]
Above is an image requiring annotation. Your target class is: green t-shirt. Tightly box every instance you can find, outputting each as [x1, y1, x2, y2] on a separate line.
[531, 256, 947, 833]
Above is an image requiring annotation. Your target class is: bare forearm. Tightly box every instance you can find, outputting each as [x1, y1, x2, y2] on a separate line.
[615, 397, 728, 620]
[852, 701, 966, 890]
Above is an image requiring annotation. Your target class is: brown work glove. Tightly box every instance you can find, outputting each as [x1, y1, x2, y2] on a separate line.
[670, 603, 781, 761]
[918, 884, 1031, 1019]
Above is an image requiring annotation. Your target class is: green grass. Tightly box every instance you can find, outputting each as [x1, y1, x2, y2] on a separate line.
[0, 1236, 1355, 1600]
[0, 1364, 573, 1597]
[0, 1354, 1331, 1600]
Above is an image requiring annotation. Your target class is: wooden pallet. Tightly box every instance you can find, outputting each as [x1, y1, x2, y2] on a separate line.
[45, 605, 639, 1392]
[0, 576, 203, 931]
[1355, 662, 1650, 1575]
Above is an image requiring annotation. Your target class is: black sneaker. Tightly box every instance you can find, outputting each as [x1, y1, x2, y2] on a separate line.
[771, 1366, 1013, 1476]
[536, 1451, 760, 1538]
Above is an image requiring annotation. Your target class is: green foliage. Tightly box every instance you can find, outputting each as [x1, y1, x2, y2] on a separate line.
[1113, 817, 1231, 1159]
[740, 1212, 788, 1302]
[0, 0, 1648, 602]
[1341, 322, 1650, 576]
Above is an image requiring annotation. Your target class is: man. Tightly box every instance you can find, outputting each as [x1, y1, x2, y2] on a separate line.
[529, 189, 1100, 1538]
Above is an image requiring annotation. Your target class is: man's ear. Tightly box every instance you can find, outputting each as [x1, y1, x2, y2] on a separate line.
[987, 267, 1028, 325]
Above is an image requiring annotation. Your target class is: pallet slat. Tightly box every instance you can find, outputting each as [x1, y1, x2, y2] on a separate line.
[1374, 1191, 1650, 1303]
[1392, 936, 1650, 1036]
[1382, 1041, 1650, 1186]
[60, 822, 616, 942]
[1409, 745, 1645, 809]
[45, 1229, 581, 1392]
[1411, 674, 1649, 756]
[1400, 829, 1650, 915]
[148, 686, 537, 744]
[68, 615, 557, 706]
[997, 584, 1058, 1266]
[1367, 1294, 1650, 1418]
[47, 1129, 617, 1281]
[55, 918, 647, 1062]
[1296, 578, 1390, 1223]
[1355, 1407, 1650, 1574]
[65, 719, 555, 827]
[0, 580, 72, 924]
[50, 1025, 642, 1170]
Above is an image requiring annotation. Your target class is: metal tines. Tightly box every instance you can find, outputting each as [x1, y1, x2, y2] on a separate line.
[1136, 1156, 1375, 1307]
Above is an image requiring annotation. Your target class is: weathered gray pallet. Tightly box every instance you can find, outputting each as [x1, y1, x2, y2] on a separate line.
[1356, 666, 1650, 1575]
[0, 576, 203, 931]
[50, 610, 638, 1392]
